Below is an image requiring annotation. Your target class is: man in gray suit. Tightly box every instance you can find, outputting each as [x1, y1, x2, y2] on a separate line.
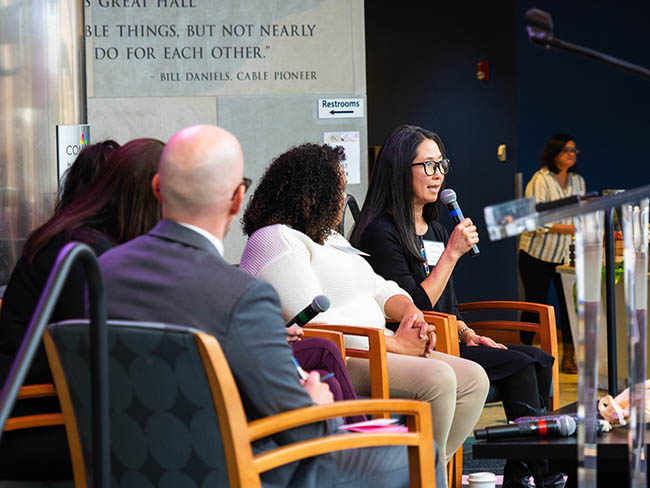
[98, 124, 444, 487]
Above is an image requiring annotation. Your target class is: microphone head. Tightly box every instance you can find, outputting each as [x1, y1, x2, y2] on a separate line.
[439, 189, 457, 205]
[311, 295, 331, 313]
[524, 8, 554, 46]
[556, 416, 576, 436]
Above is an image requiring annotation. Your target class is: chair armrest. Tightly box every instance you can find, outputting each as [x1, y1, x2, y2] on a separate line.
[457, 300, 560, 410]
[301, 328, 346, 361]
[304, 324, 389, 408]
[248, 398, 431, 441]
[423, 312, 460, 356]
[3, 413, 64, 431]
[248, 398, 435, 485]
[16, 383, 57, 399]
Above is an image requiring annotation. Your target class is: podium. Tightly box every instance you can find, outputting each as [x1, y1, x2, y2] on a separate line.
[484, 184, 650, 488]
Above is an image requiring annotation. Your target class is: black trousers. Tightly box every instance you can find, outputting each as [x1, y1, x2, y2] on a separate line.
[518, 250, 572, 345]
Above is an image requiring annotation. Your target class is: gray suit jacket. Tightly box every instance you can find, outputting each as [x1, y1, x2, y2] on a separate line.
[98, 220, 424, 488]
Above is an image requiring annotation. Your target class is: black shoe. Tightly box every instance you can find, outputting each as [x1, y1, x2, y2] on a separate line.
[531, 471, 566, 488]
[501, 460, 534, 488]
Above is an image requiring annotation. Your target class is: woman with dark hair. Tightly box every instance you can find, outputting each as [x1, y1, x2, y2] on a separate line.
[56, 139, 121, 211]
[1, 137, 163, 383]
[350, 125, 564, 488]
[0, 138, 163, 480]
[518, 134, 585, 373]
[240, 142, 489, 471]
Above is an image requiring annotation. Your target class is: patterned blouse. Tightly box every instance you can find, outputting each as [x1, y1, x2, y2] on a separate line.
[518, 167, 586, 263]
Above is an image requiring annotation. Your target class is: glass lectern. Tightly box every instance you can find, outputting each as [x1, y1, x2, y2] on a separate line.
[484, 184, 650, 488]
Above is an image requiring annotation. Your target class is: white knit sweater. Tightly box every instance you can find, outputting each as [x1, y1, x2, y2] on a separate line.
[240, 224, 411, 350]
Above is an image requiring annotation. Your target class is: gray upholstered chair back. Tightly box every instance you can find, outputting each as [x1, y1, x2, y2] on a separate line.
[46, 320, 229, 488]
[0, 482, 73, 488]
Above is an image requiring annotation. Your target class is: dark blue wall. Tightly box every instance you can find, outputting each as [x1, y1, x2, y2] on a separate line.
[365, 1, 519, 302]
[516, 1, 650, 191]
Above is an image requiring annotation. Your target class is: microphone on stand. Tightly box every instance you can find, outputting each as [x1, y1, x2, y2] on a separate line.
[474, 415, 576, 440]
[524, 8, 554, 48]
[440, 189, 480, 257]
[285, 295, 331, 328]
[523, 8, 650, 80]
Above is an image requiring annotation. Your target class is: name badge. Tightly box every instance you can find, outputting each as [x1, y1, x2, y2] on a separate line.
[423, 240, 444, 266]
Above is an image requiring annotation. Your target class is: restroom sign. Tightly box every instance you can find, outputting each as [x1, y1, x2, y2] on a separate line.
[318, 98, 364, 119]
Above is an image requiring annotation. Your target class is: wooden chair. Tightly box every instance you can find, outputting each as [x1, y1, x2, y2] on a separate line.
[2, 383, 64, 433]
[0, 298, 64, 433]
[307, 320, 463, 483]
[304, 323, 390, 418]
[415, 312, 462, 487]
[0, 299, 71, 486]
[44, 320, 437, 488]
[425, 300, 560, 488]
[301, 327, 346, 358]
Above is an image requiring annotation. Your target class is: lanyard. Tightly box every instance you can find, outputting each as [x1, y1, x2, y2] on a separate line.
[418, 236, 430, 276]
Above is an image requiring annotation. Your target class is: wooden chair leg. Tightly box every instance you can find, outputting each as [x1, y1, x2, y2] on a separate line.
[446, 446, 463, 488]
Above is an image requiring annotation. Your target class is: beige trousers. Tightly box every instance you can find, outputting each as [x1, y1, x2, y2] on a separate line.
[347, 350, 489, 466]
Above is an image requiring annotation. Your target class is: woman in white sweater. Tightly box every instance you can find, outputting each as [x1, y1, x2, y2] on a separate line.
[240, 143, 489, 467]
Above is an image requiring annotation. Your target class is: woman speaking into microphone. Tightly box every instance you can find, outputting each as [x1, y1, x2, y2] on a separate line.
[350, 124, 563, 488]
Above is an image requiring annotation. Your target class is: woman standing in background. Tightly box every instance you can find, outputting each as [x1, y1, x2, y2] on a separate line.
[518, 134, 586, 374]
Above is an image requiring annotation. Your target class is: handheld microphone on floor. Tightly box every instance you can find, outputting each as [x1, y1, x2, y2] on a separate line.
[440, 189, 480, 257]
[285, 295, 331, 328]
[474, 415, 576, 440]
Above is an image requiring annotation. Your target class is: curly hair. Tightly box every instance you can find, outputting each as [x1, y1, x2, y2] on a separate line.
[242, 143, 346, 244]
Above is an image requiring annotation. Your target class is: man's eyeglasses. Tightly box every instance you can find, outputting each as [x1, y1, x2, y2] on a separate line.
[561, 148, 580, 155]
[231, 177, 252, 200]
[412, 159, 450, 176]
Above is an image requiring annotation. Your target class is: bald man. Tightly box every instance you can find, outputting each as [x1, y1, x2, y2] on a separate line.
[97, 125, 442, 487]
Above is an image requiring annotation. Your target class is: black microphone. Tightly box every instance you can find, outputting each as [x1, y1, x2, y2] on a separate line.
[285, 295, 331, 328]
[524, 8, 554, 48]
[439, 189, 480, 257]
[474, 415, 576, 440]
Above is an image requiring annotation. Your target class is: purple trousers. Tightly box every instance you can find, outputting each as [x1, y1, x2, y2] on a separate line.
[292, 337, 366, 424]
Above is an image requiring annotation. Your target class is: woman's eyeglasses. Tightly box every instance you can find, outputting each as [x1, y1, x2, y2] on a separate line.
[412, 159, 450, 176]
[561, 148, 580, 155]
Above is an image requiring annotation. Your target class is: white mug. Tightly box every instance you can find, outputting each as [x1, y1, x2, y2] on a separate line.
[468, 471, 496, 488]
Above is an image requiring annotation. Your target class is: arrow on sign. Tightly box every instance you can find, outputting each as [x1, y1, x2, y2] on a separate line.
[330, 110, 353, 115]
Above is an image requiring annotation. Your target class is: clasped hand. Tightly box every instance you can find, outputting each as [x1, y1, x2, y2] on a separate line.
[394, 313, 436, 357]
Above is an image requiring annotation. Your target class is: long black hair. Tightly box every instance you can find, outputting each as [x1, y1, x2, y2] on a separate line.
[541, 133, 579, 174]
[23, 138, 164, 261]
[55, 140, 120, 211]
[350, 124, 446, 261]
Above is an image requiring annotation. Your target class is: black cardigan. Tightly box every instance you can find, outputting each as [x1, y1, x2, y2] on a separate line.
[356, 213, 462, 318]
[0, 228, 112, 384]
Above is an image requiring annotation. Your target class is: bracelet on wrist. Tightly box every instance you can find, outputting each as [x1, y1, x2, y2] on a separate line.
[458, 326, 474, 343]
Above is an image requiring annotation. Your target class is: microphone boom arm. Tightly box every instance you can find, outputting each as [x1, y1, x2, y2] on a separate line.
[525, 8, 650, 80]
